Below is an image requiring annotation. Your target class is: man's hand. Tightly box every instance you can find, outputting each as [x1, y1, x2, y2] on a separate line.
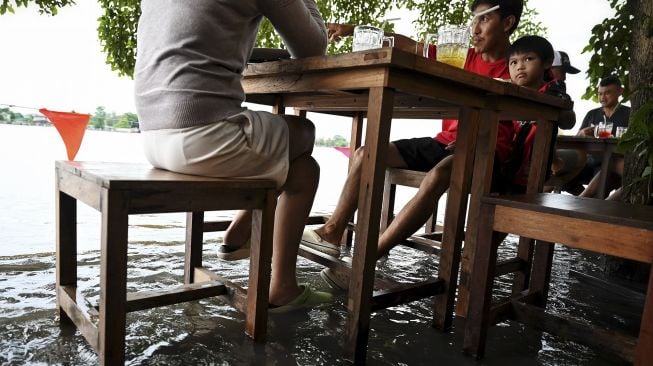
[445, 141, 456, 151]
[577, 125, 595, 137]
[327, 23, 355, 43]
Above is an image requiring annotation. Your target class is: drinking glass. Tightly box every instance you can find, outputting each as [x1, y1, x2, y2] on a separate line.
[435, 24, 470, 68]
[615, 126, 627, 138]
[595, 122, 613, 139]
[352, 25, 394, 52]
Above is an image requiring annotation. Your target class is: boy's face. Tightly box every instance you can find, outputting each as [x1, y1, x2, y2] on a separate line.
[470, 4, 514, 54]
[509, 51, 549, 89]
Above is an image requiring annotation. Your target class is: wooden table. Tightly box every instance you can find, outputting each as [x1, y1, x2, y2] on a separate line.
[243, 47, 570, 363]
[556, 135, 619, 198]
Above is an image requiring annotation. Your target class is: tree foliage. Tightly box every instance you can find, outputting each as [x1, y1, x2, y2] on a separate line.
[0, 0, 544, 78]
[0, 0, 74, 15]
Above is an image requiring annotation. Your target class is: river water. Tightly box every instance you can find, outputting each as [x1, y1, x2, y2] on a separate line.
[0, 124, 641, 365]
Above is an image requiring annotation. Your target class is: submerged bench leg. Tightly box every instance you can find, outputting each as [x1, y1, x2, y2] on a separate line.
[98, 189, 129, 365]
[185, 212, 205, 284]
[56, 190, 77, 323]
[635, 267, 653, 365]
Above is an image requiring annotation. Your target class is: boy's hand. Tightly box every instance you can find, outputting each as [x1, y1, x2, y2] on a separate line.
[445, 141, 456, 151]
[327, 23, 355, 42]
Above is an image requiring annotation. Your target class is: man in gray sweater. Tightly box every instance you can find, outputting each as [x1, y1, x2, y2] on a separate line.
[135, 0, 331, 312]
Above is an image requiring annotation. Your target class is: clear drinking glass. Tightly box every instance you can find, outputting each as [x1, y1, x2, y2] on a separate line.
[615, 126, 627, 138]
[595, 122, 614, 139]
[434, 24, 470, 68]
[352, 25, 394, 52]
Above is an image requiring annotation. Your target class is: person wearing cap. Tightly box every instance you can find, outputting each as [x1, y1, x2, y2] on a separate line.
[550, 50, 580, 81]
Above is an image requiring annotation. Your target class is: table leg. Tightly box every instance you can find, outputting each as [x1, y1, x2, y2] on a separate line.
[343, 112, 365, 247]
[597, 146, 615, 199]
[344, 87, 394, 364]
[452, 109, 499, 321]
[98, 189, 129, 365]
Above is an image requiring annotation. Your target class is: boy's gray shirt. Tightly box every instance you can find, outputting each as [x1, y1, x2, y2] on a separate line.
[135, 0, 327, 131]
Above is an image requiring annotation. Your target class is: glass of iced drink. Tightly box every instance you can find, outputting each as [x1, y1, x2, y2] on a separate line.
[352, 25, 395, 52]
[435, 24, 470, 68]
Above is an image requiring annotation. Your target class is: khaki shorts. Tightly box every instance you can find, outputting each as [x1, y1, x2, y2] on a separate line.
[142, 110, 289, 188]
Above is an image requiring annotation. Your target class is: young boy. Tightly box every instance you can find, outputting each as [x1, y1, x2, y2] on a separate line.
[498, 35, 573, 192]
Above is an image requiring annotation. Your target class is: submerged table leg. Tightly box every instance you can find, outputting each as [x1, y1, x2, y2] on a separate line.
[344, 87, 394, 364]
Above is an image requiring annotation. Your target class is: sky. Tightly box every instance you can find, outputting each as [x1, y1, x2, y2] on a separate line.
[0, 0, 616, 137]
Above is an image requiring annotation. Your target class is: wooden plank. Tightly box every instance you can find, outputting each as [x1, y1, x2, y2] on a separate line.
[58, 286, 99, 351]
[399, 236, 442, 255]
[456, 108, 500, 319]
[370, 278, 444, 312]
[243, 67, 389, 95]
[492, 206, 653, 263]
[125, 281, 227, 312]
[57, 169, 103, 211]
[435, 107, 481, 330]
[511, 301, 636, 363]
[98, 188, 129, 366]
[127, 187, 269, 214]
[245, 191, 275, 340]
[184, 212, 204, 284]
[194, 267, 249, 314]
[494, 258, 527, 277]
[635, 268, 653, 365]
[345, 86, 395, 364]
[482, 193, 653, 231]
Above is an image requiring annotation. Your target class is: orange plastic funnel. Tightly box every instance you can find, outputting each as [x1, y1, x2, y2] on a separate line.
[39, 108, 90, 160]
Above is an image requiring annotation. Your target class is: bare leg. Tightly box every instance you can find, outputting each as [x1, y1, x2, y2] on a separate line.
[377, 156, 453, 257]
[314, 142, 408, 245]
[269, 153, 320, 305]
[223, 210, 252, 247]
[269, 115, 320, 305]
[579, 171, 601, 198]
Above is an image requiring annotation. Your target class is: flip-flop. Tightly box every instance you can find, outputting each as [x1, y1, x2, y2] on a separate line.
[301, 229, 340, 257]
[217, 239, 250, 261]
[269, 284, 333, 314]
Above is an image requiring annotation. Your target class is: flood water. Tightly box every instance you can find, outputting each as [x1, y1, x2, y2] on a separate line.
[0, 124, 643, 365]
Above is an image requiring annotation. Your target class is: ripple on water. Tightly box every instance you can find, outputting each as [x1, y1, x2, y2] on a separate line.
[0, 238, 644, 365]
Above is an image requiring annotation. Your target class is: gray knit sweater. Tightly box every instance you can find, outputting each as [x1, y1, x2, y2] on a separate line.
[134, 0, 327, 131]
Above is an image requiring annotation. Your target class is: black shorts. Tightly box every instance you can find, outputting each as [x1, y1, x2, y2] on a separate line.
[393, 137, 452, 172]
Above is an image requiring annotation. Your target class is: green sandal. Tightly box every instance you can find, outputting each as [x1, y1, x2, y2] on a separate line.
[269, 284, 333, 314]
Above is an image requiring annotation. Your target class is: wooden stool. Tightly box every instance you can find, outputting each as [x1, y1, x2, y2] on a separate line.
[55, 161, 276, 365]
[380, 168, 444, 254]
[463, 193, 653, 365]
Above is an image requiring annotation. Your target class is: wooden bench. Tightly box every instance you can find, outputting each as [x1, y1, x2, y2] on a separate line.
[55, 161, 276, 365]
[463, 193, 653, 365]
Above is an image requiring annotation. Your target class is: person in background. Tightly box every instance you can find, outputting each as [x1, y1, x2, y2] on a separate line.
[564, 75, 630, 196]
[550, 50, 580, 82]
[302, 0, 525, 290]
[134, 0, 332, 312]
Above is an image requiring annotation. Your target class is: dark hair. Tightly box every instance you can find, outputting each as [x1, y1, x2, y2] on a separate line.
[471, 0, 524, 34]
[508, 35, 554, 65]
[599, 75, 622, 88]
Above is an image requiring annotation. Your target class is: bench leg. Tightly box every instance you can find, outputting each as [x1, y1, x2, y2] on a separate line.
[528, 240, 555, 307]
[245, 192, 275, 340]
[380, 172, 396, 233]
[98, 189, 129, 365]
[463, 203, 500, 358]
[56, 190, 77, 323]
[635, 266, 653, 366]
[185, 212, 205, 284]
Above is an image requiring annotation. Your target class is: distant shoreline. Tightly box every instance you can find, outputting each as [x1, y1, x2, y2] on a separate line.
[0, 122, 140, 133]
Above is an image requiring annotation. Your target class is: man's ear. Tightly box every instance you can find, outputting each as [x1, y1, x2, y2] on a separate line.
[502, 15, 516, 33]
